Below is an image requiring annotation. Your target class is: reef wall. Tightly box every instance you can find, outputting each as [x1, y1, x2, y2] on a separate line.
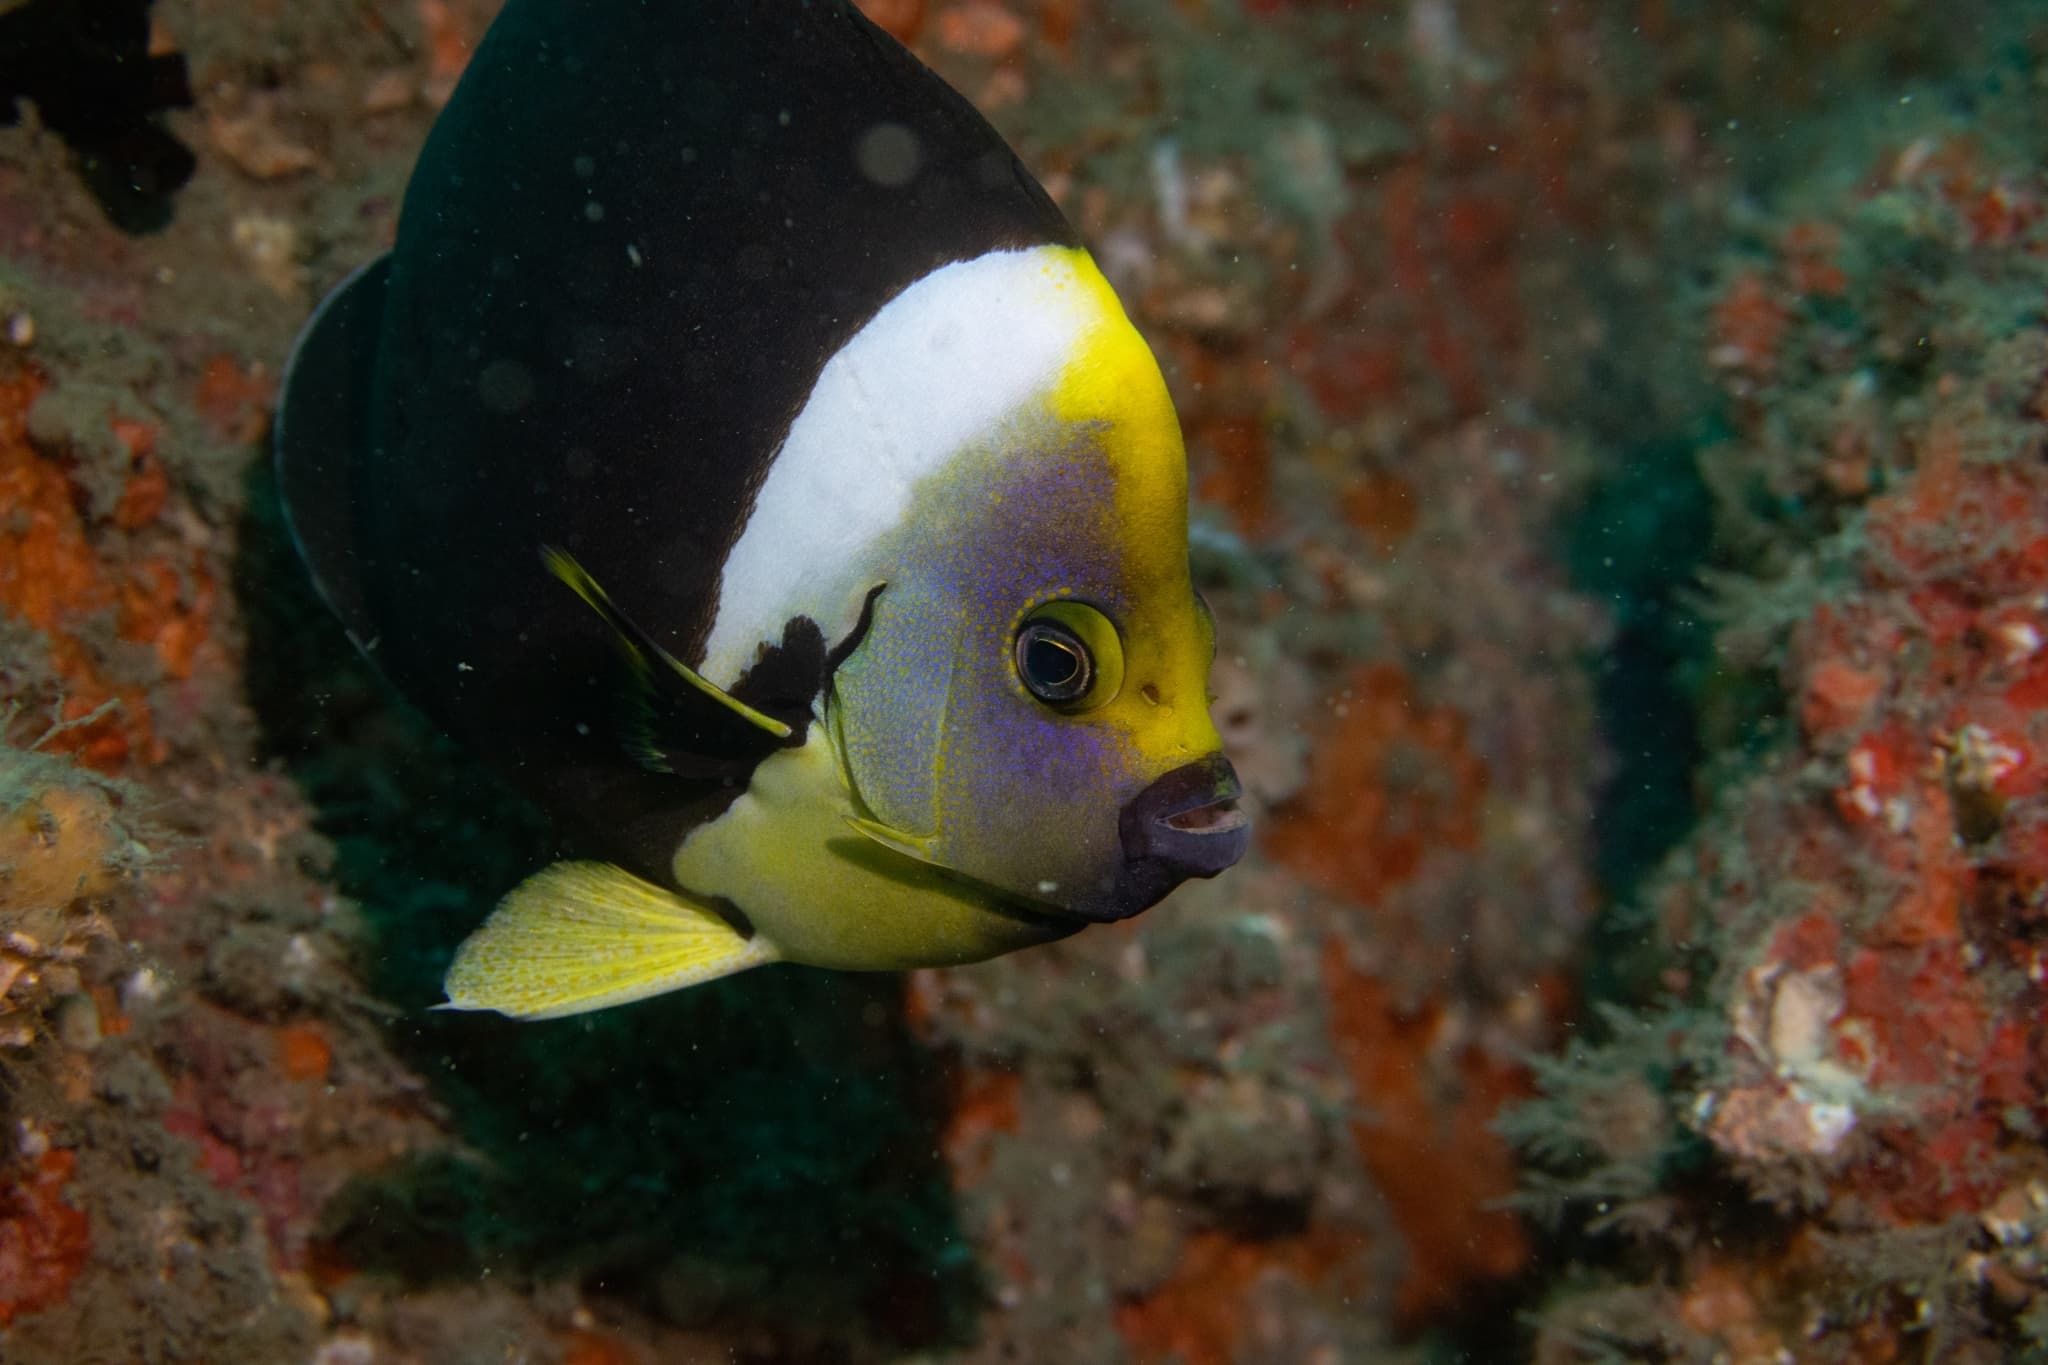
[0, 0, 2040, 1362]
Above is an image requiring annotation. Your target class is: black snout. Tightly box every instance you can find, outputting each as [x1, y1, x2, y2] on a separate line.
[1071, 755, 1249, 922]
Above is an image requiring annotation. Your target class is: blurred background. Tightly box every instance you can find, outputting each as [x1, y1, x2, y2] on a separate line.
[3, 0, 2048, 1361]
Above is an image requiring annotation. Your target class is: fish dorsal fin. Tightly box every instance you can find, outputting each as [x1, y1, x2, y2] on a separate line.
[274, 256, 390, 658]
[440, 861, 777, 1019]
[542, 547, 793, 773]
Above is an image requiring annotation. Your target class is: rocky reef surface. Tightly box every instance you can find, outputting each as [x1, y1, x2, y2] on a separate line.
[0, 1, 2042, 1362]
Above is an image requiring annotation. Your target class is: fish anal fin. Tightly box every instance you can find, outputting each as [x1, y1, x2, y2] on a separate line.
[441, 860, 776, 1020]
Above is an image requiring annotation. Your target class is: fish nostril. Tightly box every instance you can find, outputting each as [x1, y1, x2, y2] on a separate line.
[1140, 683, 1161, 705]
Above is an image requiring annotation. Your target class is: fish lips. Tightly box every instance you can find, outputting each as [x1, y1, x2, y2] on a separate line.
[1073, 754, 1251, 923]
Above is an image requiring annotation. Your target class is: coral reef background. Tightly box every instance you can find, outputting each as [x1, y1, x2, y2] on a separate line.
[2, 0, 2046, 1361]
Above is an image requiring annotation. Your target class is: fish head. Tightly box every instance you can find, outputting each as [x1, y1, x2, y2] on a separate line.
[830, 256, 1247, 922]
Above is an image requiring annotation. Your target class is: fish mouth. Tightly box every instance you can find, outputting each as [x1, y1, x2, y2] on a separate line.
[1058, 755, 1252, 923]
[1127, 757, 1250, 876]
[1160, 792, 1250, 836]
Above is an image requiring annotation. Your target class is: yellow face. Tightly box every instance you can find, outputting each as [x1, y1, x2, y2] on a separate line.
[829, 252, 1245, 921]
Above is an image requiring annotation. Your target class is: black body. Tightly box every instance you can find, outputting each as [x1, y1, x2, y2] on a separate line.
[276, 0, 1076, 875]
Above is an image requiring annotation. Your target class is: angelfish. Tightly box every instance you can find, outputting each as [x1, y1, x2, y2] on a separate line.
[274, 0, 1248, 1019]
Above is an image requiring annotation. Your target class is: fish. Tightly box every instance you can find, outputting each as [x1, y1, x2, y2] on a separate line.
[272, 0, 1248, 1020]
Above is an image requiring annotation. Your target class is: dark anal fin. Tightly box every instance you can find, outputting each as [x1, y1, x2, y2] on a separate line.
[274, 256, 391, 657]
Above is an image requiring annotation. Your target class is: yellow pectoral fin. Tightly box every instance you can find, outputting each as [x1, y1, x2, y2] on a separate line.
[842, 814, 945, 867]
[440, 861, 777, 1021]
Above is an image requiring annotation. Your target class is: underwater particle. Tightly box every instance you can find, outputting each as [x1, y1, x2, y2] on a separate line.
[4, 313, 30, 348]
[1150, 139, 1193, 251]
[854, 120, 923, 186]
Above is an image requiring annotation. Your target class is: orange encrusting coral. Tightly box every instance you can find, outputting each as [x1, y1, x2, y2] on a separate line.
[0, 1149, 91, 1327]
[938, 1066, 1021, 1182]
[1707, 268, 1792, 377]
[1265, 665, 1486, 905]
[0, 366, 217, 769]
[416, 0, 482, 102]
[855, 0, 928, 43]
[1697, 447, 2048, 1240]
[1260, 666, 1533, 1319]
[1339, 469, 1420, 557]
[1189, 414, 1274, 538]
[1170, 338, 1277, 537]
[558, 1326, 646, 1365]
[194, 353, 276, 446]
[277, 1023, 335, 1084]
[1321, 943, 1535, 1324]
[1113, 1225, 1366, 1365]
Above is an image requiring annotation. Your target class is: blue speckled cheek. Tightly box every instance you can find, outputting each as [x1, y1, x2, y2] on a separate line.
[830, 414, 1147, 899]
[926, 419, 1147, 897]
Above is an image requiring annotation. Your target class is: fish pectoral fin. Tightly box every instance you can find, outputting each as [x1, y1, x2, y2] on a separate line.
[440, 860, 777, 1020]
[843, 814, 944, 867]
[541, 546, 795, 763]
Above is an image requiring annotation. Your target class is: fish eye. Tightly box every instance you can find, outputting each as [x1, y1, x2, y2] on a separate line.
[1013, 600, 1125, 712]
[1016, 623, 1091, 703]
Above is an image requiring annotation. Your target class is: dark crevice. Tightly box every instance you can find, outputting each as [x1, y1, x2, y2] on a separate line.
[1563, 426, 1720, 1007]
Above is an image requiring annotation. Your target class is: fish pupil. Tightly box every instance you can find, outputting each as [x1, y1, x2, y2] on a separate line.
[1017, 623, 1091, 703]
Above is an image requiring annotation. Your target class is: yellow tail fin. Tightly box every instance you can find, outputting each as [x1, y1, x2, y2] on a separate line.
[441, 861, 776, 1020]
